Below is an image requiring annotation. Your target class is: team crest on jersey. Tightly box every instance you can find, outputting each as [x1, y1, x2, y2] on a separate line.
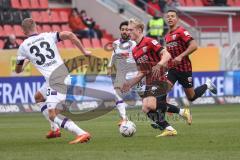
[184, 31, 190, 36]
[151, 40, 158, 45]
[172, 34, 176, 40]
[142, 46, 147, 53]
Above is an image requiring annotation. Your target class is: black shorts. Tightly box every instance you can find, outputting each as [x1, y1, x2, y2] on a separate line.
[167, 68, 193, 88]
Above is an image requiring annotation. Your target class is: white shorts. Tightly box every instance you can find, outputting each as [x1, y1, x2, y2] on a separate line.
[46, 86, 67, 110]
[114, 71, 138, 88]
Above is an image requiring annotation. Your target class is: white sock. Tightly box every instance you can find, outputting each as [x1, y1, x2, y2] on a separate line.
[39, 102, 59, 131]
[179, 108, 184, 116]
[54, 116, 86, 136]
[166, 126, 175, 131]
[116, 102, 127, 120]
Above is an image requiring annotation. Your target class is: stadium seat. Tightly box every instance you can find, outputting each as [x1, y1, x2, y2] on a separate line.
[20, 0, 31, 9]
[40, 11, 50, 23]
[14, 25, 24, 37]
[178, 0, 186, 6]
[31, 11, 42, 23]
[0, 39, 4, 49]
[91, 38, 102, 48]
[59, 11, 68, 23]
[194, 0, 203, 6]
[11, 0, 21, 9]
[39, 0, 48, 9]
[236, 0, 240, 6]
[64, 40, 75, 48]
[82, 38, 92, 48]
[57, 41, 64, 48]
[61, 24, 71, 31]
[0, 26, 5, 37]
[50, 11, 61, 23]
[3, 25, 14, 35]
[227, 0, 235, 6]
[52, 25, 61, 32]
[223, 43, 230, 48]
[37, 25, 42, 32]
[184, 0, 194, 6]
[103, 34, 113, 41]
[16, 38, 23, 45]
[101, 38, 110, 48]
[42, 25, 52, 32]
[30, 0, 40, 9]
[207, 43, 216, 47]
[128, 0, 136, 4]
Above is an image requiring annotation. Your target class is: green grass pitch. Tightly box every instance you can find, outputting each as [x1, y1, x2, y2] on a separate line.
[0, 105, 240, 160]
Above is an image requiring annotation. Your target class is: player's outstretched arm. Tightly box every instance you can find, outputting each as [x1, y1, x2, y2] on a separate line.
[15, 59, 30, 73]
[59, 31, 91, 56]
[107, 50, 116, 75]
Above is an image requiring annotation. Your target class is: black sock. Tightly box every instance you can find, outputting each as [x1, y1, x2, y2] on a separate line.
[157, 120, 170, 130]
[147, 111, 158, 122]
[166, 103, 180, 114]
[147, 110, 170, 130]
[190, 84, 208, 101]
[155, 109, 170, 130]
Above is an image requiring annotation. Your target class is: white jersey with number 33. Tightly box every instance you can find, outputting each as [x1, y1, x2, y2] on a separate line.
[17, 32, 63, 83]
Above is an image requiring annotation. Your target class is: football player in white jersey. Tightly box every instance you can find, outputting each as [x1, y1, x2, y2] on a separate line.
[107, 21, 138, 125]
[15, 18, 91, 144]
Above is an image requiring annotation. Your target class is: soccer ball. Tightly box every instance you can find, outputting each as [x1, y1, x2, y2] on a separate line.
[119, 121, 136, 137]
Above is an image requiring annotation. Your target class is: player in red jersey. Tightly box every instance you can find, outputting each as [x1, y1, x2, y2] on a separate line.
[122, 18, 191, 137]
[164, 10, 217, 102]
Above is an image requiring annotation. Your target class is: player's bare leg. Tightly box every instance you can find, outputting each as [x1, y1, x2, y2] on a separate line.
[35, 91, 61, 138]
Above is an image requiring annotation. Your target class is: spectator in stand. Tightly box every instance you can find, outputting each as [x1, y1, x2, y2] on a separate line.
[158, 0, 168, 13]
[135, 0, 148, 10]
[68, 9, 90, 38]
[147, 11, 167, 45]
[80, 10, 103, 39]
[147, 0, 162, 16]
[3, 34, 19, 49]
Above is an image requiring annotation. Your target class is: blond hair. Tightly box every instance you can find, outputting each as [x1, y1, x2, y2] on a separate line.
[21, 18, 36, 34]
[128, 18, 145, 32]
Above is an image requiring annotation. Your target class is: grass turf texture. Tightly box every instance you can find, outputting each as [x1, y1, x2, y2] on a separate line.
[0, 105, 240, 160]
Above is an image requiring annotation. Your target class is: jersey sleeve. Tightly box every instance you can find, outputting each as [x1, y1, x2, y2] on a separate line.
[47, 32, 61, 43]
[180, 27, 193, 43]
[148, 39, 164, 54]
[108, 50, 116, 67]
[16, 45, 27, 65]
[108, 42, 117, 67]
[129, 41, 136, 51]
